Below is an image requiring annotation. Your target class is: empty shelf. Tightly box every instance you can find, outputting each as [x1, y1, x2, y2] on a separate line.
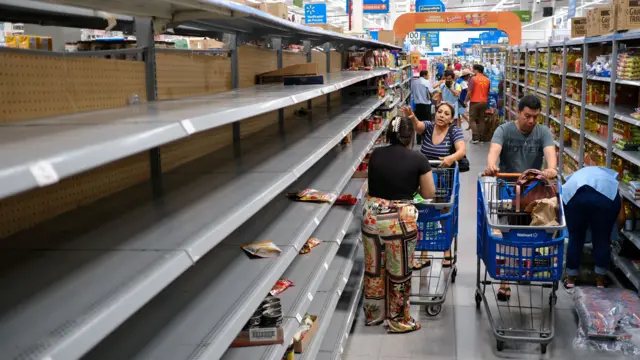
[297, 230, 362, 360]
[0, 69, 388, 201]
[0, 97, 383, 360]
[221, 182, 364, 360]
[317, 254, 365, 360]
[81, 131, 378, 360]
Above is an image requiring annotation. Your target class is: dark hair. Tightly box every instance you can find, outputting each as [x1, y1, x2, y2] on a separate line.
[388, 117, 415, 147]
[518, 95, 542, 111]
[443, 69, 455, 79]
[436, 103, 455, 119]
[473, 64, 484, 73]
[419, 70, 428, 78]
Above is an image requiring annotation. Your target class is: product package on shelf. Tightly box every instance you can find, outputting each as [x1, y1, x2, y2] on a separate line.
[352, 153, 371, 178]
[231, 295, 285, 347]
[618, 51, 640, 80]
[293, 314, 319, 353]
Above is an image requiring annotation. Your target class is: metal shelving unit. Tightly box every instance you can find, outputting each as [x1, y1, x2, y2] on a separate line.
[0, 1, 406, 359]
[505, 32, 640, 291]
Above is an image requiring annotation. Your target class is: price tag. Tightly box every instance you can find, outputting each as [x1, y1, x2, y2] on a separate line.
[336, 237, 342, 245]
[29, 161, 59, 186]
[336, 289, 342, 296]
[343, 276, 348, 283]
[307, 292, 313, 301]
[296, 313, 303, 323]
[324, 262, 329, 270]
[314, 217, 319, 225]
[249, 327, 278, 342]
[180, 119, 196, 135]
[341, 229, 346, 236]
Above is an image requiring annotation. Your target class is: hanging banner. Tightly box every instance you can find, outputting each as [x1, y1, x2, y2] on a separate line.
[346, 0, 389, 14]
[415, 0, 446, 12]
[511, 10, 532, 23]
[568, 0, 576, 19]
[393, 11, 523, 45]
[418, 31, 440, 47]
[305, 3, 327, 24]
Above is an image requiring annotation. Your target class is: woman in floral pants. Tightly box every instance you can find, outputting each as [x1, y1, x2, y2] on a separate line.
[363, 113, 435, 333]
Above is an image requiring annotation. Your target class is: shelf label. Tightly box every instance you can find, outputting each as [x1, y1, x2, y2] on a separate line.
[296, 313, 303, 323]
[29, 161, 59, 187]
[180, 119, 196, 135]
[343, 276, 348, 283]
[341, 229, 346, 235]
[336, 236, 342, 245]
[324, 262, 329, 270]
[314, 217, 319, 225]
[249, 327, 278, 341]
[336, 289, 342, 296]
[340, 346, 344, 354]
[307, 292, 313, 301]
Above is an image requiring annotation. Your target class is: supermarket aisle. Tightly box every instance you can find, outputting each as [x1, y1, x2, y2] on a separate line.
[343, 140, 629, 360]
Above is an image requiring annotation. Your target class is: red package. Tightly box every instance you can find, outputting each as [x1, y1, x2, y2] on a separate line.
[335, 194, 358, 205]
[270, 278, 294, 296]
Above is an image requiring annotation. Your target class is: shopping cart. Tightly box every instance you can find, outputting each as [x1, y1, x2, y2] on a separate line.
[475, 173, 567, 354]
[410, 161, 459, 317]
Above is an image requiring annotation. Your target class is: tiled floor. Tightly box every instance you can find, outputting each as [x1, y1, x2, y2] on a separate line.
[343, 138, 631, 360]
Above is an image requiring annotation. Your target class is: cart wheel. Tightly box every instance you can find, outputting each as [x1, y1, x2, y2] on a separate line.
[540, 344, 547, 354]
[426, 305, 442, 316]
[496, 340, 505, 352]
[475, 290, 482, 309]
[452, 268, 457, 283]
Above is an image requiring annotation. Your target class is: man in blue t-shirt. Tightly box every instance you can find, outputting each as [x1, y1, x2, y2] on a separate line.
[435, 61, 445, 80]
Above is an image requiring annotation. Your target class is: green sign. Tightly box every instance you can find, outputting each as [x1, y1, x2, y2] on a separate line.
[511, 10, 532, 23]
[294, 0, 303, 8]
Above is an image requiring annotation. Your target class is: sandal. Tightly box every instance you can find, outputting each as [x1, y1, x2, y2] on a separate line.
[412, 259, 432, 271]
[497, 287, 511, 302]
[387, 317, 422, 334]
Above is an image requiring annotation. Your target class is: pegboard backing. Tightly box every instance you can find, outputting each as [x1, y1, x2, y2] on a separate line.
[0, 153, 149, 239]
[0, 52, 146, 123]
[161, 124, 233, 172]
[156, 52, 232, 100]
[283, 51, 305, 68]
[238, 45, 277, 88]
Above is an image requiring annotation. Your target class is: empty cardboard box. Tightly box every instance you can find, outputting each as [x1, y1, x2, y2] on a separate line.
[571, 17, 587, 38]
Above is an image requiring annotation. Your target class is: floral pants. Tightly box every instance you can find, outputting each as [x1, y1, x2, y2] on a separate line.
[362, 196, 419, 332]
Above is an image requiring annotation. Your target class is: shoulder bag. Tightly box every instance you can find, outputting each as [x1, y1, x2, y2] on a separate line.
[447, 126, 470, 172]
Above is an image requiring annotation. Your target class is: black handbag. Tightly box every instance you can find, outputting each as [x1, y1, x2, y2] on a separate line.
[447, 126, 470, 172]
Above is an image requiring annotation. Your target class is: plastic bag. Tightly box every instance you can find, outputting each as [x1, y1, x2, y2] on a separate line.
[299, 238, 321, 254]
[270, 278, 294, 296]
[241, 241, 282, 258]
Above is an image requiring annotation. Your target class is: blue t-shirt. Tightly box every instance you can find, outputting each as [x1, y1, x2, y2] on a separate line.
[436, 62, 445, 76]
[420, 122, 465, 160]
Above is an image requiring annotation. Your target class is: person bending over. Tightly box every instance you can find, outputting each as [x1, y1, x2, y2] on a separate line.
[562, 166, 625, 290]
[363, 116, 436, 333]
[484, 95, 557, 301]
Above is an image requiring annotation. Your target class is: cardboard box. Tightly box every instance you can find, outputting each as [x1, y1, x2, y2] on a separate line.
[588, 6, 614, 36]
[294, 315, 318, 353]
[310, 24, 344, 34]
[586, 9, 598, 37]
[258, 2, 288, 20]
[571, 17, 587, 38]
[378, 30, 395, 45]
[230, 327, 284, 347]
[616, 0, 640, 31]
[393, 38, 404, 47]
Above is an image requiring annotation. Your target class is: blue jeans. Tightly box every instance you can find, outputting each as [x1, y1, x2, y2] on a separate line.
[565, 186, 621, 276]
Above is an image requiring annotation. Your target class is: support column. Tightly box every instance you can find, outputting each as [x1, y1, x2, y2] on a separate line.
[303, 40, 313, 111]
[227, 32, 241, 143]
[272, 37, 284, 132]
[324, 42, 331, 107]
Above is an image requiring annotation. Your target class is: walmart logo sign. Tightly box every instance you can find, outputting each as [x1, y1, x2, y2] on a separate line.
[305, 3, 327, 24]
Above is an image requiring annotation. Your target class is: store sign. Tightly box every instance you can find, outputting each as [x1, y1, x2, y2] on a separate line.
[568, 0, 576, 19]
[511, 10, 532, 23]
[305, 3, 327, 24]
[368, 30, 379, 40]
[346, 0, 389, 14]
[415, 0, 445, 12]
[457, 51, 465, 56]
[420, 31, 439, 47]
[406, 31, 422, 46]
[469, 38, 481, 44]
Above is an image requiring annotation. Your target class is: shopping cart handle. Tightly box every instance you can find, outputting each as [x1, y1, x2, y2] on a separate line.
[494, 173, 521, 178]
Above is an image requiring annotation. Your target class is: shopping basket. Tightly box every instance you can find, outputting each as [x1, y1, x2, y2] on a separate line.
[475, 173, 567, 355]
[411, 161, 459, 316]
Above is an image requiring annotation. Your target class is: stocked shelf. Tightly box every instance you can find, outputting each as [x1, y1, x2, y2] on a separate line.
[505, 35, 640, 290]
[0, 70, 388, 201]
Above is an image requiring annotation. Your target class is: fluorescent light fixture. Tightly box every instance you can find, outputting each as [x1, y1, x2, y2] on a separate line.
[522, 0, 603, 28]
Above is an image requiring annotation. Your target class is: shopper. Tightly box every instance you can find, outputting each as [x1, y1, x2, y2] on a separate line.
[563, 166, 625, 290]
[436, 61, 445, 80]
[411, 70, 441, 144]
[454, 60, 462, 71]
[363, 116, 436, 333]
[466, 64, 490, 144]
[484, 95, 557, 301]
[403, 103, 466, 268]
[456, 69, 472, 128]
[438, 70, 462, 125]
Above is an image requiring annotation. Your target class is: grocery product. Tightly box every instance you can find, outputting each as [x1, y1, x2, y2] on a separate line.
[270, 278, 294, 296]
[241, 241, 283, 258]
[287, 189, 338, 203]
[299, 237, 321, 254]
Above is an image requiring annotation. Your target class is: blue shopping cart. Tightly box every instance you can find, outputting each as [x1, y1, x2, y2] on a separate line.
[475, 173, 567, 354]
[410, 161, 459, 317]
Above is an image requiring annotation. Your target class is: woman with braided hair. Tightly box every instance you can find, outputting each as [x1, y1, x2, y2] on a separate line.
[362, 116, 436, 333]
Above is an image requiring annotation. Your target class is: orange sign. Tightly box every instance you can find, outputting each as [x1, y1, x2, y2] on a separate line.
[393, 11, 522, 45]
